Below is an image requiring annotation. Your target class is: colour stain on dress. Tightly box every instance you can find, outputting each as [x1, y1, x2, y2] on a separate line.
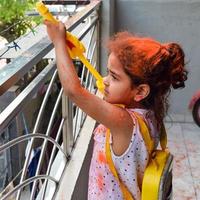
[97, 173, 104, 190]
[98, 151, 107, 164]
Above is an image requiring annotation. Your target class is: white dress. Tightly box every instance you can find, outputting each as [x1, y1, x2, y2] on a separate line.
[88, 108, 159, 200]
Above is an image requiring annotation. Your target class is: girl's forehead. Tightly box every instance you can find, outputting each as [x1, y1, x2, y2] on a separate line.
[107, 52, 122, 68]
[107, 53, 128, 77]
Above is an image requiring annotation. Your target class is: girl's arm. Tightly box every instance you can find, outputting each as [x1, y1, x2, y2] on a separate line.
[45, 21, 133, 153]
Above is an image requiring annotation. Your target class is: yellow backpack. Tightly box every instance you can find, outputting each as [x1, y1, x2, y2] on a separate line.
[105, 112, 173, 200]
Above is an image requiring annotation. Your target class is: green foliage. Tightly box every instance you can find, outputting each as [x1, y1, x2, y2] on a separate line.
[0, 0, 41, 41]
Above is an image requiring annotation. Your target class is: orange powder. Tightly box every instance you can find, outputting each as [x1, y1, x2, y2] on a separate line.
[97, 173, 104, 190]
[98, 151, 107, 164]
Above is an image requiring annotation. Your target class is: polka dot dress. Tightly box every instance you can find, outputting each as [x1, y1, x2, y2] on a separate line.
[88, 109, 159, 200]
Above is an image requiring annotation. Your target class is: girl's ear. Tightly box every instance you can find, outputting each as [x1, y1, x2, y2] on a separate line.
[134, 84, 150, 102]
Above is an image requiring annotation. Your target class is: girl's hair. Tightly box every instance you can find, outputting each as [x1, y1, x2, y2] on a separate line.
[107, 32, 188, 125]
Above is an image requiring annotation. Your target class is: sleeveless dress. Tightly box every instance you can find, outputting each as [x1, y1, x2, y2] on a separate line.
[88, 108, 159, 200]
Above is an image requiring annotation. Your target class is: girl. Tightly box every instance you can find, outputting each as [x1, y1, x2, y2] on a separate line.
[44, 21, 187, 200]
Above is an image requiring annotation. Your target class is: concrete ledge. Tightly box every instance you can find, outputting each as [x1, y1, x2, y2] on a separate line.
[55, 115, 96, 200]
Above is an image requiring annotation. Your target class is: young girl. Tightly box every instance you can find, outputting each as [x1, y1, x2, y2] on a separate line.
[44, 21, 187, 200]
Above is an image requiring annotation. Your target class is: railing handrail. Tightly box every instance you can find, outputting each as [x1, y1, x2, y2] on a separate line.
[0, 36, 53, 96]
[0, 61, 56, 134]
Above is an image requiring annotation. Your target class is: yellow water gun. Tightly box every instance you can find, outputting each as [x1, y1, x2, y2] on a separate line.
[36, 2, 105, 93]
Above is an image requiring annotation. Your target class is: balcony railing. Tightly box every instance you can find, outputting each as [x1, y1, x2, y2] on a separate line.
[0, 1, 101, 199]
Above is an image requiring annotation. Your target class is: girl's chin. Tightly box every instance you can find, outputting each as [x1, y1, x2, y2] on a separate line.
[103, 96, 110, 102]
[103, 97, 116, 104]
[103, 96, 108, 101]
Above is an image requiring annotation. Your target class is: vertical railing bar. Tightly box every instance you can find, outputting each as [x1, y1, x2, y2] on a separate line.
[74, 106, 85, 140]
[80, 25, 96, 85]
[79, 26, 96, 129]
[84, 39, 96, 89]
[74, 107, 82, 139]
[80, 20, 98, 124]
[72, 25, 97, 140]
[30, 88, 64, 200]
[33, 69, 58, 133]
[89, 42, 97, 69]
[61, 94, 73, 156]
[40, 118, 65, 200]
[84, 63, 91, 90]
[79, 49, 97, 128]
[80, 113, 87, 127]
[80, 13, 100, 129]
[87, 41, 97, 91]
[77, 16, 98, 41]
[16, 68, 58, 200]
[73, 107, 79, 140]
[88, 63, 96, 93]
[82, 25, 96, 90]
[73, 42, 97, 141]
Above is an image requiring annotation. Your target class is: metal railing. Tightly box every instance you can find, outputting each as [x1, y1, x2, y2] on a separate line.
[0, 1, 101, 199]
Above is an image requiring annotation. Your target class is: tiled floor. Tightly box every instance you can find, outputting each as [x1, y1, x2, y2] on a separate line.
[166, 122, 200, 200]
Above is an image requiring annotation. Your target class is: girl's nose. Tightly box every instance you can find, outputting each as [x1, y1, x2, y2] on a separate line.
[103, 76, 109, 86]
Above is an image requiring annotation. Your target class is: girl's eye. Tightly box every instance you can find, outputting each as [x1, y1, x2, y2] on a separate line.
[106, 69, 118, 80]
[111, 75, 117, 80]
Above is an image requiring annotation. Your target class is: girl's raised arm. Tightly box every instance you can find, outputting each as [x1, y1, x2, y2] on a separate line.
[44, 21, 134, 139]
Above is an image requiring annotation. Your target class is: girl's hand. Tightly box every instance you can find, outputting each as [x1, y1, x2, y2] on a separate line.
[44, 20, 66, 46]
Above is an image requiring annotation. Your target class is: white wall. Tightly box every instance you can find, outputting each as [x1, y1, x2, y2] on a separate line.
[113, 0, 200, 119]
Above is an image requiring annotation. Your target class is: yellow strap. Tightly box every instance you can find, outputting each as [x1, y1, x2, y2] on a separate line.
[133, 112, 167, 151]
[105, 112, 168, 200]
[132, 112, 169, 200]
[105, 129, 134, 200]
[141, 150, 170, 200]
[132, 112, 155, 154]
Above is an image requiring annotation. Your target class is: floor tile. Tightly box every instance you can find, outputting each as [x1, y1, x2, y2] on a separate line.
[165, 122, 199, 200]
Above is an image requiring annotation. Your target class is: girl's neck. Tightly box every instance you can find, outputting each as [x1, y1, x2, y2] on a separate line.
[126, 101, 146, 109]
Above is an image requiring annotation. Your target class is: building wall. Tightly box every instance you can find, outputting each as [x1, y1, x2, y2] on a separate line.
[112, 0, 200, 119]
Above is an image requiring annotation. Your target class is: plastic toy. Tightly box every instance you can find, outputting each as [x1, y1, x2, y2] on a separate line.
[36, 2, 105, 93]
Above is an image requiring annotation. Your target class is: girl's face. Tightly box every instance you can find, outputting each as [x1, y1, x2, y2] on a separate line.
[103, 53, 137, 107]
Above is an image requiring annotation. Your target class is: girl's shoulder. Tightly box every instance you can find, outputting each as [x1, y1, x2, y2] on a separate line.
[127, 108, 160, 146]
[94, 124, 107, 134]
[93, 124, 107, 143]
[126, 108, 156, 124]
[127, 107, 153, 116]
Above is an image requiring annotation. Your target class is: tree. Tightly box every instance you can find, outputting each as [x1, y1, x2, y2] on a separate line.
[0, 0, 40, 42]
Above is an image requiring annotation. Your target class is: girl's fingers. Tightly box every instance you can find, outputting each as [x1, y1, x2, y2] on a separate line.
[43, 20, 56, 28]
[43, 19, 50, 25]
[44, 20, 65, 33]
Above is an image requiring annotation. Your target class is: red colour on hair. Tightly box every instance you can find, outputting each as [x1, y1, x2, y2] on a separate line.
[107, 32, 188, 125]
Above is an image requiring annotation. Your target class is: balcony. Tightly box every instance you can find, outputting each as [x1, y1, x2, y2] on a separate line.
[0, 0, 200, 200]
